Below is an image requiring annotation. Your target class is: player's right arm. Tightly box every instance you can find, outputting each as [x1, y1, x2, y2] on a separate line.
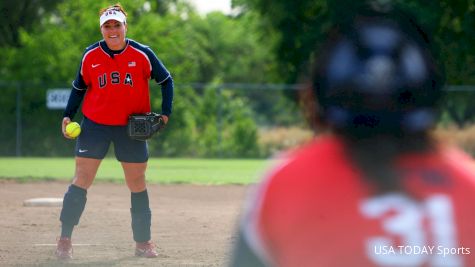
[61, 48, 90, 138]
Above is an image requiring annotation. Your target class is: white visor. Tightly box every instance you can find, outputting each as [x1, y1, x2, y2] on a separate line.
[100, 9, 126, 26]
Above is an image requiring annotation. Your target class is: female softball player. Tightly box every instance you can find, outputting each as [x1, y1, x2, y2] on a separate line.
[230, 6, 475, 267]
[56, 3, 173, 260]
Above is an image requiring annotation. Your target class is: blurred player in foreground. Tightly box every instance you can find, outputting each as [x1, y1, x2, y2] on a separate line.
[230, 5, 475, 267]
[55, 3, 173, 260]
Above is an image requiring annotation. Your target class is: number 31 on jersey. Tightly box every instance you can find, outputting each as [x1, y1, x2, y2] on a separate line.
[360, 194, 466, 267]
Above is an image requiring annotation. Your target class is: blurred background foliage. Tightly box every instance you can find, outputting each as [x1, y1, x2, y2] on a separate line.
[1, 0, 475, 157]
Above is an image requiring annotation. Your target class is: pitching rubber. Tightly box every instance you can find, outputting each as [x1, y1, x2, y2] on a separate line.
[23, 198, 63, 207]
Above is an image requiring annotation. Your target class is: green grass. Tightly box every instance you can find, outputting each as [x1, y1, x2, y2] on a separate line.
[0, 157, 274, 185]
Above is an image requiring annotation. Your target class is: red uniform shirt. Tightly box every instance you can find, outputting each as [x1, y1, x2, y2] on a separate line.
[73, 39, 171, 125]
[239, 136, 475, 267]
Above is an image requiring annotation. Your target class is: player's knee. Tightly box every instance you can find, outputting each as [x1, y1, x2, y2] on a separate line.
[74, 159, 100, 189]
[72, 175, 94, 189]
[126, 175, 146, 192]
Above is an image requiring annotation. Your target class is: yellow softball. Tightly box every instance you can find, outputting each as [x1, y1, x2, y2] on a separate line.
[66, 122, 81, 138]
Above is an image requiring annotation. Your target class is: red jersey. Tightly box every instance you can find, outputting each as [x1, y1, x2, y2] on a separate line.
[72, 39, 171, 125]
[235, 136, 475, 267]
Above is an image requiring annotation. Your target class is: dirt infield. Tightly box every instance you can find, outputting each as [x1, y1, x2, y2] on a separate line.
[0, 181, 251, 267]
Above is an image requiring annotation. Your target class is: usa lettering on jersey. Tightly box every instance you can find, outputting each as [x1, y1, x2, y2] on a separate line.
[98, 72, 134, 88]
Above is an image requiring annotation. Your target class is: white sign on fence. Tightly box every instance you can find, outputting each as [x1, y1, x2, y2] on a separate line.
[46, 89, 70, 109]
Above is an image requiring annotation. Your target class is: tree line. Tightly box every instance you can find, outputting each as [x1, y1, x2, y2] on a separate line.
[1, 0, 474, 157]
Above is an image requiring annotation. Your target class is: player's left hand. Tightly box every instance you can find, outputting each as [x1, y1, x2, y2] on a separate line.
[161, 115, 169, 125]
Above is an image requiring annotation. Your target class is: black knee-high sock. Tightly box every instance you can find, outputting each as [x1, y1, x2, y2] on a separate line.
[131, 190, 151, 242]
[60, 184, 87, 238]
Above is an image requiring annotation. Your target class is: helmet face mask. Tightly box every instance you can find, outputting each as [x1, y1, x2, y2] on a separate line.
[313, 16, 443, 134]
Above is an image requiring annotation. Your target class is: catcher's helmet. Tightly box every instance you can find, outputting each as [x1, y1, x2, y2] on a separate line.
[312, 12, 444, 133]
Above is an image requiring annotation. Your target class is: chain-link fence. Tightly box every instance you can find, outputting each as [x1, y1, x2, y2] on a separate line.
[1, 81, 474, 157]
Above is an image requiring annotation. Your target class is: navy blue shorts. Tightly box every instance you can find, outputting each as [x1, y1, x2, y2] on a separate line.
[75, 117, 148, 163]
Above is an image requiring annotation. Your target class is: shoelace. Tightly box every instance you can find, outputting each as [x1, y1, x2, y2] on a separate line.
[137, 244, 154, 251]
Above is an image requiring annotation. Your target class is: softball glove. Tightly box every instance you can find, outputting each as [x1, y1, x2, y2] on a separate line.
[127, 112, 164, 141]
